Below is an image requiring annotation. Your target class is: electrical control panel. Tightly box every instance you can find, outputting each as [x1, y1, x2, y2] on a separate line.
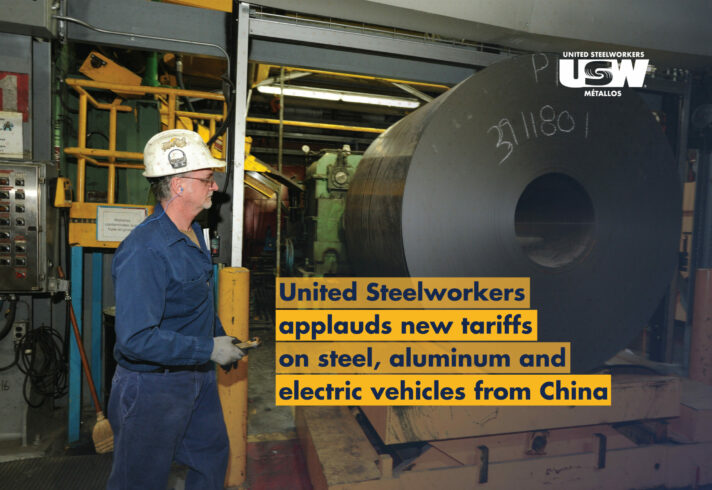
[0, 162, 58, 293]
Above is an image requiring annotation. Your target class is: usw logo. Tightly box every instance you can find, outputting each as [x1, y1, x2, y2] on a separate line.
[559, 59, 648, 88]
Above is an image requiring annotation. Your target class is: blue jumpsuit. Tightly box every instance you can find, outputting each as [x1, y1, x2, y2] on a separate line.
[107, 205, 228, 490]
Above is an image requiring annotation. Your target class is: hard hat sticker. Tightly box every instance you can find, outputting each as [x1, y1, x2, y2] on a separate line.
[162, 137, 187, 150]
[168, 148, 187, 169]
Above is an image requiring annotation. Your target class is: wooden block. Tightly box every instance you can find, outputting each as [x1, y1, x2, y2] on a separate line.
[669, 378, 712, 442]
[297, 401, 712, 489]
[296, 407, 381, 489]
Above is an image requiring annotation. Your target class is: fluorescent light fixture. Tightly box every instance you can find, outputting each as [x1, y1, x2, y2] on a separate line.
[256, 84, 420, 109]
[257, 85, 341, 101]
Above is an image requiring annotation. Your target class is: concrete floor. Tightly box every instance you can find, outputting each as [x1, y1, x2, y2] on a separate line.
[247, 324, 296, 441]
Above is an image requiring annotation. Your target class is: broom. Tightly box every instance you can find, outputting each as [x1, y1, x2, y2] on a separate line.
[58, 266, 114, 454]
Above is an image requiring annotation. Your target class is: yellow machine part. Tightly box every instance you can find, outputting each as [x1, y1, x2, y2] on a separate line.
[54, 177, 73, 208]
[79, 51, 142, 98]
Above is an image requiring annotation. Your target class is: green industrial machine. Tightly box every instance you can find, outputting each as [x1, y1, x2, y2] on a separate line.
[302, 146, 362, 276]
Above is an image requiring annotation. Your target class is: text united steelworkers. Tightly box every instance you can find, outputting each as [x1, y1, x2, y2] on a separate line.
[279, 280, 527, 303]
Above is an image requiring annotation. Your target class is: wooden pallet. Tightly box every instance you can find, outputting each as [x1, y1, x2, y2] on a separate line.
[296, 375, 712, 489]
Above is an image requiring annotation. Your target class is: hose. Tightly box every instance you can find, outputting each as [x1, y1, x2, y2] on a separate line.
[16, 325, 68, 407]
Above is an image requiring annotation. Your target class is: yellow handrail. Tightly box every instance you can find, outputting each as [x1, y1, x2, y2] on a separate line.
[65, 78, 228, 205]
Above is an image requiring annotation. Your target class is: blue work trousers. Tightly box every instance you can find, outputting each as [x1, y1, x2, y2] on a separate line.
[106, 365, 229, 490]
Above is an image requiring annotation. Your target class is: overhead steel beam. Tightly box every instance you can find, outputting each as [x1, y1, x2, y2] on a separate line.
[249, 16, 510, 68]
[65, 0, 228, 59]
[251, 39, 476, 86]
[252, 0, 712, 68]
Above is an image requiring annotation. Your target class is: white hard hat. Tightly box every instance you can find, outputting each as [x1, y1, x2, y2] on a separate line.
[142, 129, 226, 178]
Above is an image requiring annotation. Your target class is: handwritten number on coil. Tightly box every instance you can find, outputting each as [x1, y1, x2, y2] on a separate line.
[488, 119, 517, 165]
[488, 106, 588, 165]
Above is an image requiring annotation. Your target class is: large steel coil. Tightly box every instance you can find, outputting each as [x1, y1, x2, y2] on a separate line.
[344, 54, 681, 372]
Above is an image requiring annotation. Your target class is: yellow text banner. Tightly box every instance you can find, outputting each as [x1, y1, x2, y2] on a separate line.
[275, 342, 570, 374]
[275, 374, 611, 406]
[276, 277, 530, 309]
[276, 309, 537, 341]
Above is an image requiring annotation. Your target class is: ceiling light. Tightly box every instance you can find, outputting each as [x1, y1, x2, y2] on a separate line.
[256, 84, 420, 109]
[257, 85, 341, 101]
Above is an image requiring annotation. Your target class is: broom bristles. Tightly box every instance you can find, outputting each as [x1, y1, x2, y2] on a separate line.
[92, 411, 114, 454]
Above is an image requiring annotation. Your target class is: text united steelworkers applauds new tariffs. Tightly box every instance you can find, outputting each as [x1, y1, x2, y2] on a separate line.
[275, 278, 611, 405]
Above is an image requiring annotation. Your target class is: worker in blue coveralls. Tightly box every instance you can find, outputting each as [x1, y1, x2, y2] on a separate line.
[107, 129, 244, 490]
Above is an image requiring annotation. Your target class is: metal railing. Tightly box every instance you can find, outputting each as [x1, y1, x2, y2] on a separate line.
[64, 78, 227, 204]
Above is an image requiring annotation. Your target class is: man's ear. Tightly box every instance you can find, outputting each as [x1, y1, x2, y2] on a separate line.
[171, 176, 182, 196]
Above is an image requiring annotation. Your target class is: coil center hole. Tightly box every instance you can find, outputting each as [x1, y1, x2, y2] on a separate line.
[514, 173, 595, 268]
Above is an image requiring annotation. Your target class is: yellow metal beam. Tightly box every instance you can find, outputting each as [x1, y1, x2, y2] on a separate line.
[108, 107, 117, 203]
[77, 93, 87, 203]
[66, 78, 226, 101]
[82, 157, 144, 170]
[74, 86, 133, 112]
[167, 110, 225, 121]
[64, 148, 144, 160]
[246, 117, 385, 134]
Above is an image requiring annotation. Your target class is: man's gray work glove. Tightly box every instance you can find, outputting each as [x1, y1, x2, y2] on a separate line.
[210, 336, 245, 365]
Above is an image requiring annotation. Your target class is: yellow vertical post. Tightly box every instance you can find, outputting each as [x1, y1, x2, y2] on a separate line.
[108, 106, 117, 204]
[77, 93, 87, 203]
[217, 267, 249, 487]
[168, 94, 176, 129]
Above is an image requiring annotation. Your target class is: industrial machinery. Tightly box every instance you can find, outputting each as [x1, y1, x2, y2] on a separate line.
[0, 161, 60, 443]
[301, 147, 361, 276]
[295, 55, 712, 489]
[0, 161, 59, 293]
